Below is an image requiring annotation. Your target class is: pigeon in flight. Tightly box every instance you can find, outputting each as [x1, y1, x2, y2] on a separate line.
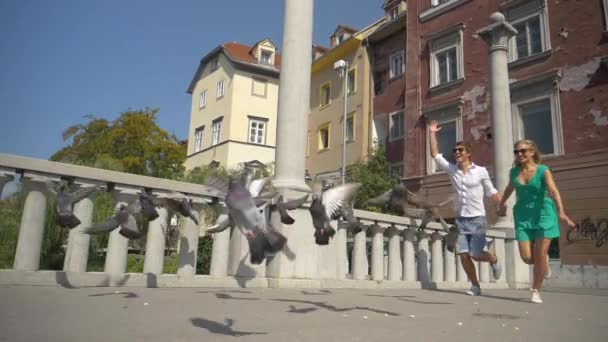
[309, 182, 361, 245]
[83, 192, 159, 239]
[151, 192, 200, 225]
[46, 181, 101, 229]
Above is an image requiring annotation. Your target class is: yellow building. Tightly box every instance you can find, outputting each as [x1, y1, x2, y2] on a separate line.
[306, 22, 383, 182]
[185, 40, 281, 170]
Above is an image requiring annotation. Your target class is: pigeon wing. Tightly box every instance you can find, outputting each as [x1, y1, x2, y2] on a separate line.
[70, 186, 100, 203]
[83, 212, 126, 234]
[322, 183, 361, 219]
[248, 177, 271, 198]
[368, 190, 392, 207]
[206, 213, 232, 234]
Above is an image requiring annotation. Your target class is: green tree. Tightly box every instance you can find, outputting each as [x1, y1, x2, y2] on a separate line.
[50, 108, 186, 179]
[347, 146, 398, 212]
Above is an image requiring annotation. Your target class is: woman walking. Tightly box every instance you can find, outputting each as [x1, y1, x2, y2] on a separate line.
[498, 139, 575, 303]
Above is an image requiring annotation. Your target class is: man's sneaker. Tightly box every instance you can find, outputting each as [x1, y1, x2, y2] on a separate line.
[491, 260, 502, 280]
[466, 285, 481, 296]
[545, 254, 552, 279]
[530, 289, 543, 304]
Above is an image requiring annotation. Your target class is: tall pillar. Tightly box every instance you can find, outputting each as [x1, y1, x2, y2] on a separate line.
[387, 226, 402, 281]
[417, 231, 431, 285]
[209, 213, 230, 277]
[335, 222, 349, 279]
[267, 0, 315, 279]
[431, 231, 444, 283]
[63, 195, 94, 272]
[143, 207, 168, 275]
[177, 212, 201, 277]
[456, 255, 467, 282]
[370, 225, 385, 281]
[477, 13, 528, 287]
[402, 229, 416, 282]
[104, 201, 129, 274]
[351, 226, 368, 280]
[444, 238, 456, 283]
[13, 176, 49, 271]
[494, 237, 507, 283]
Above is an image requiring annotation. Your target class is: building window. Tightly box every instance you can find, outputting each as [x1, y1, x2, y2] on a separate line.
[194, 126, 204, 152]
[389, 111, 404, 140]
[199, 90, 207, 109]
[337, 34, 344, 46]
[432, 0, 451, 6]
[216, 80, 225, 99]
[347, 69, 356, 95]
[388, 6, 399, 20]
[504, 0, 550, 62]
[389, 51, 404, 79]
[425, 103, 462, 174]
[345, 113, 355, 142]
[248, 117, 267, 145]
[510, 72, 563, 156]
[212, 119, 222, 146]
[429, 27, 464, 88]
[260, 50, 273, 64]
[318, 124, 330, 150]
[320, 82, 331, 107]
[252, 77, 267, 97]
[390, 164, 403, 178]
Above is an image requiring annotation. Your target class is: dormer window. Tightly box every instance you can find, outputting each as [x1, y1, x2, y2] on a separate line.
[337, 34, 344, 45]
[260, 50, 273, 64]
[389, 6, 399, 20]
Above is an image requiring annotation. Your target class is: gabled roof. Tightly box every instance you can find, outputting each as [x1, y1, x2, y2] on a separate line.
[331, 24, 358, 38]
[187, 41, 281, 94]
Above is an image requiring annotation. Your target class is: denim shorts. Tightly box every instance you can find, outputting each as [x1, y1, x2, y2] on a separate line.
[455, 216, 487, 257]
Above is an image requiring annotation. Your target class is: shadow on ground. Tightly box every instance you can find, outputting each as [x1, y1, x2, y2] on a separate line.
[271, 298, 400, 316]
[189, 318, 267, 336]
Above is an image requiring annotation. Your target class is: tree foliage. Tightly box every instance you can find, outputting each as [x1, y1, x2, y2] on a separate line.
[347, 146, 398, 212]
[50, 108, 186, 179]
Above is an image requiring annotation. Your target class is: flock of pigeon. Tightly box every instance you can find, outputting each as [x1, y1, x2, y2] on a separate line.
[46, 172, 459, 266]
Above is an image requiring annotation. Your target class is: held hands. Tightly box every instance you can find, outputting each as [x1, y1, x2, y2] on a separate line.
[428, 120, 442, 133]
[497, 202, 508, 217]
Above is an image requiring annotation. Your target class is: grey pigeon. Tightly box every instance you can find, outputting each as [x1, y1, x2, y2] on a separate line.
[151, 192, 199, 225]
[309, 183, 361, 245]
[46, 181, 100, 229]
[83, 192, 159, 239]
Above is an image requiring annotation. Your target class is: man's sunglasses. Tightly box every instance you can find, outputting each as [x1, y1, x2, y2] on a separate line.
[452, 148, 466, 153]
[513, 148, 529, 154]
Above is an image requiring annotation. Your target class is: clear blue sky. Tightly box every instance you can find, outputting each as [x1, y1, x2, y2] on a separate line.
[0, 0, 384, 160]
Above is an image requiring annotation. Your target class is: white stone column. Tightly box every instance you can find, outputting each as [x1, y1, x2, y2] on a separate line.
[104, 192, 134, 275]
[13, 176, 49, 271]
[431, 231, 444, 283]
[0, 171, 14, 198]
[494, 237, 507, 283]
[266, 0, 314, 279]
[370, 225, 385, 281]
[352, 226, 368, 280]
[477, 12, 529, 288]
[336, 222, 349, 279]
[456, 254, 467, 282]
[479, 259, 490, 283]
[63, 196, 94, 272]
[177, 212, 200, 277]
[402, 229, 416, 282]
[209, 213, 230, 277]
[143, 206, 168, 275]
[417, 230, 431, 285]
[444, 238, 456, 283]
[387, 226, 402, 281]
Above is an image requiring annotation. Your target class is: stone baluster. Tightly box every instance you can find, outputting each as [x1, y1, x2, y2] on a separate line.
[13, 174, 52, 271]
[479, 259, 490, 283]
[104, 189, 138, 274]
[387, 225, 402, 281]
[444, 235, 456, 283]
[143, 205, 169, 276]
[370, 224, 386, 281]
[431, 231, 444, 283]
[402, 228, 417, 282]
[416, 230, 431, 285]
[493, 237, 507, 283]
[177, 206, 202, 278]
[351, 225, 368, 280]
[209, 212, 230, 277]
[63, 182, 98, 272]
[456, 255, 467, 282]
[336, 221, 349, 279]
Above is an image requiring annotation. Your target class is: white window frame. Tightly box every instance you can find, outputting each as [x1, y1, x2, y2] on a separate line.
[211, 119, 222, 146]
[432, 0, 452, 6]
[389, 50, 404, 79]
[388, 6, 399, 20]
[248, 117, 267, 145]
[199, 90, 207, 109]
[347, 68, 356, 95]
[194, 126, 204, 152]
[429, 28, 464, 88]
[345, 112, 355, 142]
[260, 50, 273, 65]
[320, 82, 331, 107]
[511, 94, 563, 157]
[216, 80, 225, 99]
[425, 104, 463, 175]
[318, 123, 330, 151]
[389, 111, 404, 141]
[508, 12, 550, 62]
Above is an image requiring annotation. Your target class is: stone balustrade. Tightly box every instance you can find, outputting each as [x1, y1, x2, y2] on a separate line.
[0, 153, 526, 289]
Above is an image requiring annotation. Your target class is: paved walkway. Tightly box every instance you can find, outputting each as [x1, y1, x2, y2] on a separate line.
[1, 285, 607, 341]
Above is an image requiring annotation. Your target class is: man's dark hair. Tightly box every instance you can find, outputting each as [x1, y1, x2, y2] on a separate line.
[455, 141, 473, 154]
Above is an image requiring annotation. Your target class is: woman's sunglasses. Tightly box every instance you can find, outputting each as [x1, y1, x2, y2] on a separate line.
[513, 148, 529, 155]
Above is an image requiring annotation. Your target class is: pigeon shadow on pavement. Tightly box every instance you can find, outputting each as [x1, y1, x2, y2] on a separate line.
[215, 293, 260, 301]
[425, 288, 529, 303]
[89, 291, 138, 299]
[301, 290, 332, 295]
[55, 271, 130, 289]
[190, 317, 267, 337]
[364, 294, 452, 305]
[270, 298, 401, 316]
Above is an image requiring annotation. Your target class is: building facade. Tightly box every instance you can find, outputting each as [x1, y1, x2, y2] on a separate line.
[185, 40, 281, 170]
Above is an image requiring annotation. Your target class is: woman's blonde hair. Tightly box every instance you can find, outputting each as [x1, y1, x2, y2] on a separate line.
[513, 139, 542, 166]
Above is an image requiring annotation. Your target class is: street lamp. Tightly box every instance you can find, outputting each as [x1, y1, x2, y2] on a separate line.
[334, 59, 349, 185]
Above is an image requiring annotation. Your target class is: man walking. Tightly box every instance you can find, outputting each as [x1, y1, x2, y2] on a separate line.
[429, 120, 502, 295]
